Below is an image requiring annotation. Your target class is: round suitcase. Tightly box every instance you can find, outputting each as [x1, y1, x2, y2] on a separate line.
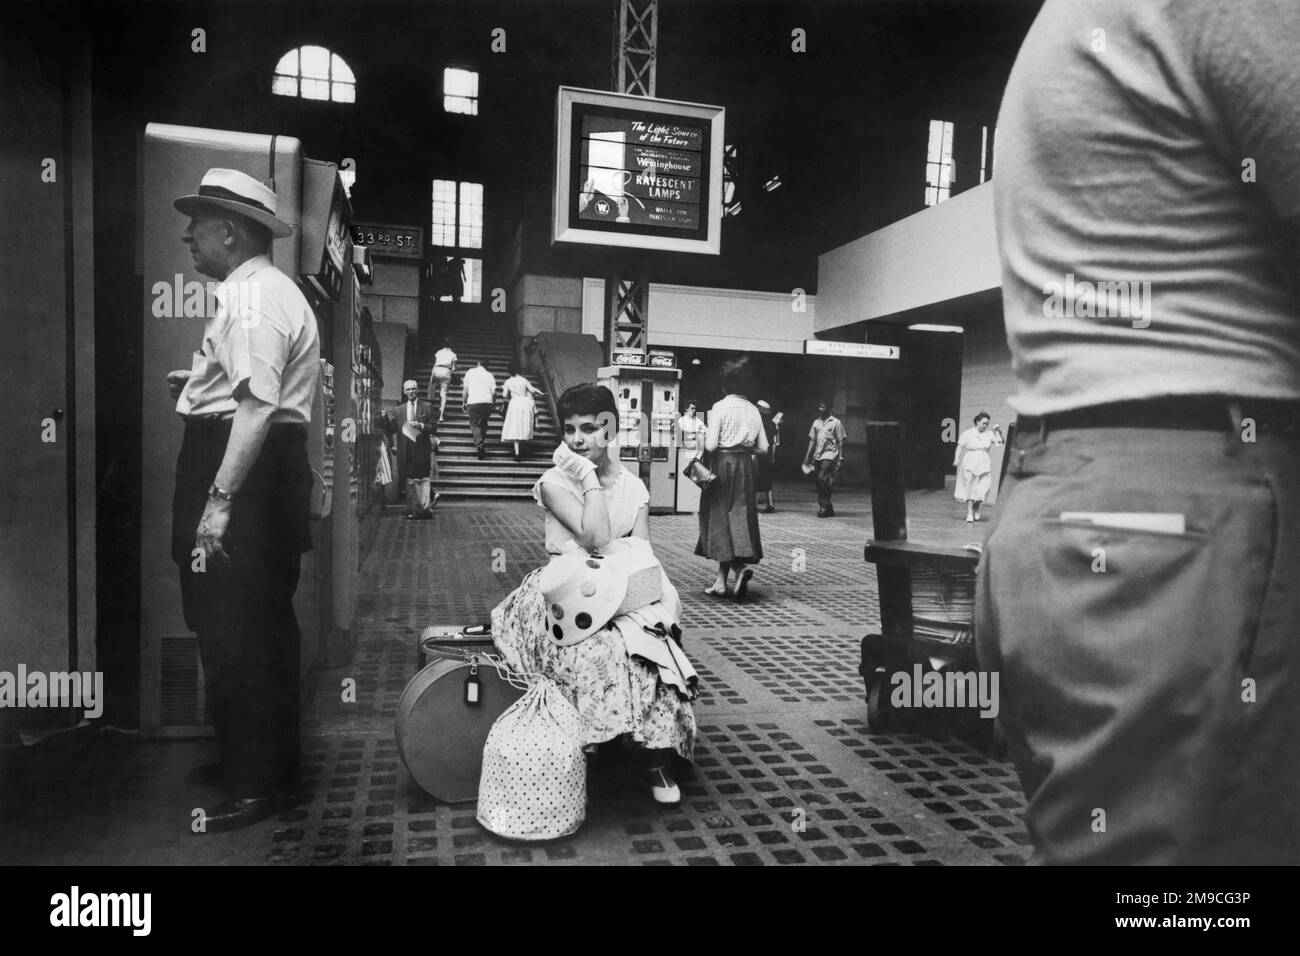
[395, 655, 525, 803]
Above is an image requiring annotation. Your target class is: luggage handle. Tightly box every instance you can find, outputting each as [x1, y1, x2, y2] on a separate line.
[423, 647, 539, 694]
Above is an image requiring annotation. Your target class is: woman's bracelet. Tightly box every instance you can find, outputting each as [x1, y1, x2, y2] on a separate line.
[582, 486, 601, 496]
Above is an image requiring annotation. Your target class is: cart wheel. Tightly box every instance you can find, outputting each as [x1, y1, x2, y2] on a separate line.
[990, 719, 1008, 759]
[971, 715, 1007, 757]
[866, 671, 893, 733]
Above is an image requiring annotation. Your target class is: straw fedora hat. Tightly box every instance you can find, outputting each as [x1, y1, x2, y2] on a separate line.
[174, 168, 294, 238]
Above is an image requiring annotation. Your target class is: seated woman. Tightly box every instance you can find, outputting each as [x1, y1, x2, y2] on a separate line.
[490, 383, 696, 804]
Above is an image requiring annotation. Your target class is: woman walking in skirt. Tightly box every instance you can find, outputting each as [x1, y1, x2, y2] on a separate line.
[695, 357, 768, 599]
[500, 363, 544, 461]
[953, 411, 1004, 522]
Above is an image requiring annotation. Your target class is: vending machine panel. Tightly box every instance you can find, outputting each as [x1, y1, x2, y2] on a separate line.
[598, 364, 682, 513]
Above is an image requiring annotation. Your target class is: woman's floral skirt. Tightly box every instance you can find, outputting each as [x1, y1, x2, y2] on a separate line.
[491, 568, 696, 761]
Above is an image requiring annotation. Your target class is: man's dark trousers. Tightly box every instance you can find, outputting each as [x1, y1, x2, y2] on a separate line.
[173, 418, 311, 799]
[466, 402, 494, 449]
[976, 422, 1300, 864]
[815, 459, 836, 511]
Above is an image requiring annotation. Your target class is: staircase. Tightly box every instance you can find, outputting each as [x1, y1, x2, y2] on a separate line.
[415, 316, 557, 499]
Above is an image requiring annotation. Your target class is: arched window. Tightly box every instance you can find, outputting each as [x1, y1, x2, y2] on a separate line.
[273, 45, 355, 103]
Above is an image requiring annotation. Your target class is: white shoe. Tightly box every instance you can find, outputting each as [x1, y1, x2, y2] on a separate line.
[642, 766, 681, 805]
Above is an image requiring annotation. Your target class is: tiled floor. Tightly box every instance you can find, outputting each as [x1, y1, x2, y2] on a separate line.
[0, 479, 1027, 866]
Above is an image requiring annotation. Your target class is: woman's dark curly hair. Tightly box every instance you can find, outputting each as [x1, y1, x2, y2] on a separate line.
[720, 356, 755, 398]
[557, 383, 619, 428]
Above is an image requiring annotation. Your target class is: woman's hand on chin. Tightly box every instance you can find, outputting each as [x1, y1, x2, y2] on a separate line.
[553, 442, 597, 481]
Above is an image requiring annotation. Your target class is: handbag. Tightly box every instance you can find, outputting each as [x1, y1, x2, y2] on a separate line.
[684, 452, 718, 490]
[477, 676, 586, 840]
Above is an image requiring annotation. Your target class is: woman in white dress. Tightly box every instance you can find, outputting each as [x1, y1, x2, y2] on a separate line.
[490, 383, 696, 804]
[677, 401, 706, 451]
[953, 411, 1005, 522]
[500, 363, 544, 461]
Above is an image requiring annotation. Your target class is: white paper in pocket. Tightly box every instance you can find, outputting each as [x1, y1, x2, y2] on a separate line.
[1058, 512, 1186, 534]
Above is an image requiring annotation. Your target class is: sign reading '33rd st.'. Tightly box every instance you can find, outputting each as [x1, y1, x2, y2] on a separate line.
[350, 222, 423, 260]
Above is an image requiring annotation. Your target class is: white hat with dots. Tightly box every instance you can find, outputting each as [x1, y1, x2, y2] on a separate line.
[537, 549, 629, 646]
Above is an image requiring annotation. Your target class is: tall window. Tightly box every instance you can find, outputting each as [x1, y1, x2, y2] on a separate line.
[431, 180, 483, 249]
[925, 119, 954, 206]
[431, 180, 484, 303]
[273, 46, 355, 103]
[444, 67, 479, 115]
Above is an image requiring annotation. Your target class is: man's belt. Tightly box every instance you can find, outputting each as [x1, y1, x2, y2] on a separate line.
[1018, 396, 1300, 438]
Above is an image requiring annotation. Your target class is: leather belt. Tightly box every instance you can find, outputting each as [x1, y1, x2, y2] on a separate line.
[182, 412, 235, 423]
[1018, 396, 1300, 438]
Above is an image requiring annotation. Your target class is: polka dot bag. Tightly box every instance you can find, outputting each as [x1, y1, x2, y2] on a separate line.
[477, 675, 586, 841]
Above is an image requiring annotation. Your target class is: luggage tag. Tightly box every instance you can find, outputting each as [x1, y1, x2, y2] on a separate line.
[464, 657, 482, 707]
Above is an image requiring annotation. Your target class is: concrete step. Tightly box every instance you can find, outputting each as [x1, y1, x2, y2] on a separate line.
[437, 444, 557, 456]
[435, 475, 542, 492]
[436, 426, 559, 442]
[435, 486, 536, 499]
[438, 463, 549, 478]
[438, 450, 553, 465]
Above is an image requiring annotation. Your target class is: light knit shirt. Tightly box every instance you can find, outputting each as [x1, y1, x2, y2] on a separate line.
[996, 0, 1300, 415]
[434, 347, 457, 368]
[809, 415, 846, 461]
[463, 365, 496, 405]
[175, 254, 319, 423]
[708, 395, 763, 448]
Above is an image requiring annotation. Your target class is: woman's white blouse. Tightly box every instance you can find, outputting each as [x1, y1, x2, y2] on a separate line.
[533, 463, 650, 555]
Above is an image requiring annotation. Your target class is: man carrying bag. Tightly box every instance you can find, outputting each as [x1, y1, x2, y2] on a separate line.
[382, 380, 440, 518]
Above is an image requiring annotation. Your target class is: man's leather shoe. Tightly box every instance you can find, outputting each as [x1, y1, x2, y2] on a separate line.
[199, 794, 297, 835]
[187, 762, 224, 787]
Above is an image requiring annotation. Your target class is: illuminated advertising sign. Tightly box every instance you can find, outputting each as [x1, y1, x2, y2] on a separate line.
[553, 87, 725, 255]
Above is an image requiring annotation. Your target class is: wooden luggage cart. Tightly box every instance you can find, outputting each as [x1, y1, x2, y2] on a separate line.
[859, 423, 990, 744]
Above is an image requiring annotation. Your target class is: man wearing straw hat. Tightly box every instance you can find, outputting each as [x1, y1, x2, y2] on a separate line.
[166, 168, 318, 833]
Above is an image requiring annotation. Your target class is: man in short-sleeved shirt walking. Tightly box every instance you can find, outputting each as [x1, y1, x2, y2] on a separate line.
[167, 168, 317, 833]
[804, 402, 845, 517]
[462, 359, 497, 459]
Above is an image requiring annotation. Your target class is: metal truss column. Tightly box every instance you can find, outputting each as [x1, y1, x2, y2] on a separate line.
[603, 267, 650, 357]
[612, 0, 658, 97]
[606, 0, 658, 364]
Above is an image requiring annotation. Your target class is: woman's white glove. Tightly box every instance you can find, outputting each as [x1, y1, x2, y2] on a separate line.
[553, 442, 597, 482]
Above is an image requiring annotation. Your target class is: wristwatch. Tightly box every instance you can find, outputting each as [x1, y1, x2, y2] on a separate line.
[208, 483, 235, 502]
